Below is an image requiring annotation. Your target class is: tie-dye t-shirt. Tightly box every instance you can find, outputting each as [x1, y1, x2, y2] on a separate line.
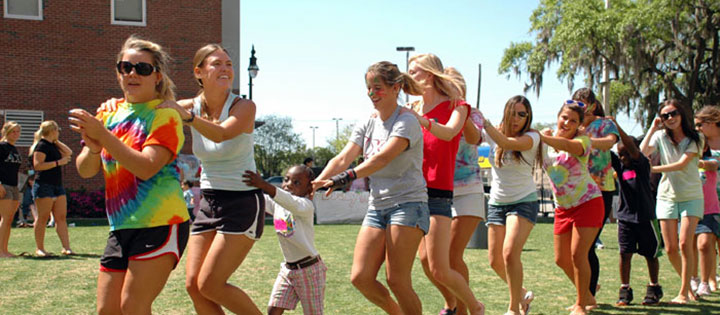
[543, 135, 602, 209]
[584, 118, 619, 191]
[453, 108, 484, 196]
[97, 99, 189, 231]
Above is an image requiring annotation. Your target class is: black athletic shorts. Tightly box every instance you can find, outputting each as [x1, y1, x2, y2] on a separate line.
[100, 221, 190, 272]
[191, 189, 265, 239]
[618, 219, 662, 258]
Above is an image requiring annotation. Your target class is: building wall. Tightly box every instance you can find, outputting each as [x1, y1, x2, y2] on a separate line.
[0, 0, 223, 190]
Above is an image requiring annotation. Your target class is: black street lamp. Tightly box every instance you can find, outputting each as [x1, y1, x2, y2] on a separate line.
[248, 45, 259, 100]
[396, 46, 415, 103]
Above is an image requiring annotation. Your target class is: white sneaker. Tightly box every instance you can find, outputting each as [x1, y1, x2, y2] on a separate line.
[690, 277, 700, 293]
[697, 282, 711, 296]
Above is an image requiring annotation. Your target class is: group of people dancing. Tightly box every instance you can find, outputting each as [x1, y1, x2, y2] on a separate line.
[1, 34, 719, 315]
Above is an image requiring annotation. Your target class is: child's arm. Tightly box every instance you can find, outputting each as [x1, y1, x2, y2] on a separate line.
[271, 189, 315, 218]
[608, 116, 641, 160]
[538, 129, 585, 156]
[242, 170, 277, 198]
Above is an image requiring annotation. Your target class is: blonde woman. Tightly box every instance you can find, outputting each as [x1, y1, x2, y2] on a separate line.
[30, 120, 73, 257]
[98, 43, 263, 314]
[0, 122, 23, 257]
[72, 35, 190, 314]
[408, 53, 485, 315]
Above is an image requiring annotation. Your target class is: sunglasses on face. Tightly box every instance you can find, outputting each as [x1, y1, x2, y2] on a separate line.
[514, 111, 528, 118]
[660, 110, 679, 121]
[565, 100, 586, 107]
[116, 61, 157, 76]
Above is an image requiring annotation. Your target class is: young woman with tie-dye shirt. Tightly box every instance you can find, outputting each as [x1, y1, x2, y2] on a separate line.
[572, 88, 620, 298]
[72, 36, 190, 314]
[540, 100, 603, 315]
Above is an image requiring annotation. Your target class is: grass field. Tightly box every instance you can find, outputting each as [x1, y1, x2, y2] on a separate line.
[1, 222, 719, 314]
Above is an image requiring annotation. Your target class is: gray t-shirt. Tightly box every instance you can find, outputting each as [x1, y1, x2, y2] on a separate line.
[349, 106, 427, 210]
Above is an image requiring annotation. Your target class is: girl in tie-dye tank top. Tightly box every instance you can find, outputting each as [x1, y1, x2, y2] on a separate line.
[540, 100, 604, 315]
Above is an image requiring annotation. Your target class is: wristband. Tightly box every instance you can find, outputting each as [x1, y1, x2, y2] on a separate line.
[329, 169, 357, 190]
[55, 161, 59, 167]
[183, 111, 195, 123]
[426, 118, 433, 131]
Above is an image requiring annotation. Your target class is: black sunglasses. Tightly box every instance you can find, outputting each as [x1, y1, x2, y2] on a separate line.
[660, 110, 679, 121]
[116, 61, 157, 76]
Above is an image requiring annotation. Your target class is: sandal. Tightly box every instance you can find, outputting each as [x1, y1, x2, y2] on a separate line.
[35, 249, 51, 257]
[61, 249, 75, 255]
[521, 290, 534, 314]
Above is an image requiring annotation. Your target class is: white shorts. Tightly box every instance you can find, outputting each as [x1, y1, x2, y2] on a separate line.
[451, 192, 485, 219]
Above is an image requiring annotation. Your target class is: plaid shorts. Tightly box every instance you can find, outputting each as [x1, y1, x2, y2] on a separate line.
[268, 259, 327, 314]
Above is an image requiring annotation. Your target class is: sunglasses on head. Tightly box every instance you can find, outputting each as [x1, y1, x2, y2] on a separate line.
[116, 61, 157, 76]
[565, 100, 586, 107]
[660, 109, 679, 121]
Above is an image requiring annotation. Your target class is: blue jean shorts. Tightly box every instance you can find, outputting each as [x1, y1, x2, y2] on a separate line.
[486, 200, 539, 226]
[362, 202, 430, 234]
[32, 182, 66, 200]
[428, 196, 453, 218]
[695, 214, 720, 237]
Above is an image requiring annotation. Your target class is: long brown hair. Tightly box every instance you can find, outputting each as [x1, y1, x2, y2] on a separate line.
[116, 35, 176, 101]
[408, 53, 463, 112]
[661, 99, 701, 149]
[495, 96, 536, 168]
[366, 61, 424, 97]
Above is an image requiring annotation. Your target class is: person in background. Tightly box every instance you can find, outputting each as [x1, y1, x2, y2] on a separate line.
[244, 165, 326, 315]
[182, 180, 196, 221]
[0, 121, 23, 257]
[30, 120, 73, 257]
[607, 116, 663, 306]
[304, 157, 315, 168]
[18, 173, 37, 228]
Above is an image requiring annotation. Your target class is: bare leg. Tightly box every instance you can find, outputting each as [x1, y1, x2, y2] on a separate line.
[698, 233, 717, 283]
[503, 216, 534, 314]
[619, 253, 633, 285]
[97, 270, 125, 315]
[185, 231, 224, 314]
[385, 224, 425, 315]
[418, 237, 456, 312]
[659, 219, 682, 275]
[51, 195, 71, 251]
[33, 197, 53, 254]
[351, 226, 401, 314]
[120, 255, 177, 315]
[196, 233, 261, 314]
[674, 216, 699, 303]
[0, 199, 19, 257]
[570, 226, 599, 315]
[448, 216, 482, 315]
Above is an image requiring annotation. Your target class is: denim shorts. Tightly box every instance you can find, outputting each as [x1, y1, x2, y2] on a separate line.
[32, 182, 66, 200]
[428, 196, 453, 218]
[362, 201, 430, 234]
[486, 200, 539, 226]
[695, 214, 720, 237]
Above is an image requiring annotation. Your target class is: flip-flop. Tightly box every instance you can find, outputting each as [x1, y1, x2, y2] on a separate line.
[521, 290, 534, 314]
[669, 297, 688, 304]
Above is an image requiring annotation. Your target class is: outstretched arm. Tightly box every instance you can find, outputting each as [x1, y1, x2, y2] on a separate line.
[538, 129, 584, 156]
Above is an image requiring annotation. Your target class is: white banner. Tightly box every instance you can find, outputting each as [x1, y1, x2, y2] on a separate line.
[314, 191, 369, 224]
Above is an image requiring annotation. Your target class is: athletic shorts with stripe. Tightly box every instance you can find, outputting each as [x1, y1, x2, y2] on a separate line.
[191, 189, 265, 239]
[100, 221, 190, 272]
[617, 219, 663, 259]
[269, 259, 327, 314]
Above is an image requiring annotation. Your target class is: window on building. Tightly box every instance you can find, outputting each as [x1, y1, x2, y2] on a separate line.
[111, 0, 146, 26]
[4, 0, 43, 20]
[2, 110, 44, 147]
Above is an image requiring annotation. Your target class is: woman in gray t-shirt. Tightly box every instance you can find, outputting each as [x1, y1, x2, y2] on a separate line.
[313, 61, 429, 314]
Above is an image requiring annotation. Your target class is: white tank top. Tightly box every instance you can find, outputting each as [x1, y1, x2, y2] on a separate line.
[191, 93, 257, 191]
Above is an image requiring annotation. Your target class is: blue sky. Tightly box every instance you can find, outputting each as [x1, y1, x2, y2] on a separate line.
[238, 1, 642, 148]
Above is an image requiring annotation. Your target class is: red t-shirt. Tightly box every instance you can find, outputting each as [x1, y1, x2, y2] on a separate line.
[422, 100, 470, 191]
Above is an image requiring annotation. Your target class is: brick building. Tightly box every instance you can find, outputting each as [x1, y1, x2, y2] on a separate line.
[1, 0, 241, 190]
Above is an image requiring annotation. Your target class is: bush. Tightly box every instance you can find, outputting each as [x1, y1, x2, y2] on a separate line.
[66, 188, 106, 218]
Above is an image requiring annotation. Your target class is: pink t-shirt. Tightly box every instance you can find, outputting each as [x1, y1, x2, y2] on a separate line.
[700, 159, 720, 215]
[421, 100, 470, 191]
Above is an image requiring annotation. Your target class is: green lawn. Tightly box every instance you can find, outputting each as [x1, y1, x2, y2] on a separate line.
[1, 222, 719, 314]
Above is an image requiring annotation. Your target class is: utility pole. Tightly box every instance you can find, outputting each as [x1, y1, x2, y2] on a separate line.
[310, 126, 318, 148]
[396, 46, 415, 104]
[332, 118, 342, 141]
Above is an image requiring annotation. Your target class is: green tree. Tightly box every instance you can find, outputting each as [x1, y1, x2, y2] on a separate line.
[500, 0, 720, 128]
[326, 124, 355, 155]
[254, 115, 308, 177]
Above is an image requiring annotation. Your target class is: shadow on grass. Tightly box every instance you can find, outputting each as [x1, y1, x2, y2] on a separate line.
[591, 300, 720, 314]
[18, 252, 101, 260]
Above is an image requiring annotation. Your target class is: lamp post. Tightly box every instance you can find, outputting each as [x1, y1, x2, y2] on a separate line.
[396, 46, 415, 103]
[248, 45, 259, 100]
[332, 118, 342, 141]
[310, 126, 318, 148]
